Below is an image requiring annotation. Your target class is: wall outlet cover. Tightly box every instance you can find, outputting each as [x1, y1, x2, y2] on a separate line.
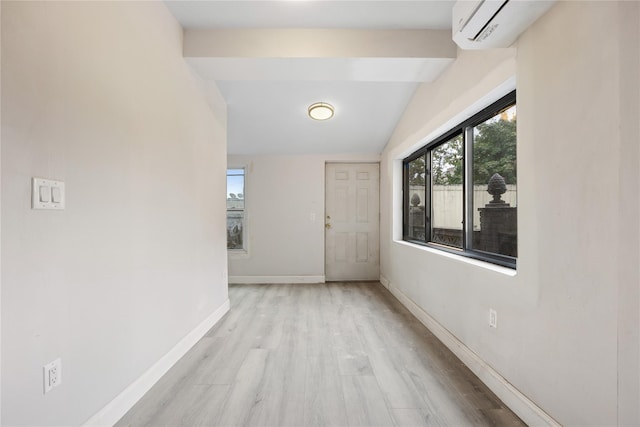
[489, 309, 498, 328]
[43, 358, 62, 394]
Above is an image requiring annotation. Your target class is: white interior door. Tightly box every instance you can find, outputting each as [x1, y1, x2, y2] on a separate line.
[325, 163, 380, 281]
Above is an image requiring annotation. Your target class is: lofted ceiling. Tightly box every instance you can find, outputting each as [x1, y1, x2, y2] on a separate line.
[164, 1, 457, 155]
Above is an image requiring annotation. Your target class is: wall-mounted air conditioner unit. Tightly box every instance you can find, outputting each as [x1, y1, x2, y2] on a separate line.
[452, 0, 556, 50]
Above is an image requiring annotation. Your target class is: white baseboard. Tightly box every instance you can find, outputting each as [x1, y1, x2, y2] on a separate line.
[82, 299, 230, 427]
[382, 281, 560, 427]
[229, 275, 325, 284]
[379, 275, 390, 289]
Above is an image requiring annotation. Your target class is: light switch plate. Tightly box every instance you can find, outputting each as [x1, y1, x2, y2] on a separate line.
[32, 178, 65, 210]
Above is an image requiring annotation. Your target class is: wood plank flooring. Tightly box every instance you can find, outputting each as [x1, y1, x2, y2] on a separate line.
[116, 282, 526, 427]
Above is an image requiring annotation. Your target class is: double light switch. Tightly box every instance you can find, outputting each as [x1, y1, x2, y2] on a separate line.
[32, 178, 65, 210]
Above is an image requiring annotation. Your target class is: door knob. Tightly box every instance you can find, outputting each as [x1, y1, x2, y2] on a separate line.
[325, 223, 332, 229]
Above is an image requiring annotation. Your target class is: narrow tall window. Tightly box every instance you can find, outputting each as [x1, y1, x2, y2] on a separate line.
[403, 91, 517, 268]
[431, 134, 463, 248]
[226, 168, 245, 250]
[406, 154, 427, 241]
[471, 104, 517, 257]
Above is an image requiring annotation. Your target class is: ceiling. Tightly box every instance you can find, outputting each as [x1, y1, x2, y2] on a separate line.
[164, 1, 454, 30]
[164, 1, 457, 155]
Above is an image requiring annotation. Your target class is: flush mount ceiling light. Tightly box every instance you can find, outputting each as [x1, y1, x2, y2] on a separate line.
[308, 102, 334, 121]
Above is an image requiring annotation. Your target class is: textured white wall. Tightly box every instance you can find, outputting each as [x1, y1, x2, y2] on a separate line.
[228, 154, 379, 280]
[1, 2, 228, 425]
[380, 2, 639, 426]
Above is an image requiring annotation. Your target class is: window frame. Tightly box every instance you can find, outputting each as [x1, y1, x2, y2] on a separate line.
[226, 167, 247, 254]
[402, 91, 517, 269]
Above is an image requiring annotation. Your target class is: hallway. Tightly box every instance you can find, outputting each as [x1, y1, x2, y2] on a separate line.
[117, 283, 525, 426]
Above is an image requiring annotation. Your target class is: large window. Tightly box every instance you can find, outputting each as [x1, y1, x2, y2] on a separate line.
[403, 91, 517, 268]
[226, 168, 245, 250]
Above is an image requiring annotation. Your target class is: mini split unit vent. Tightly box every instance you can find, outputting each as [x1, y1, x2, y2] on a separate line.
[452, 0, 556, 50]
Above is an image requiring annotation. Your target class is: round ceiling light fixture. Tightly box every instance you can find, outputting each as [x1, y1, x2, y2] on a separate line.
[308, 102, 334, 121]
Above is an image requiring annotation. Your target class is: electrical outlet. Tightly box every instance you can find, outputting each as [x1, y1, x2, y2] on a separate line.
[43, 358, 62, 394]
[489, 309, 498, 328]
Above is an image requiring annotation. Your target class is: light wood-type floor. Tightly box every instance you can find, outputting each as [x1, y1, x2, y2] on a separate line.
[117, 282, 526, 427]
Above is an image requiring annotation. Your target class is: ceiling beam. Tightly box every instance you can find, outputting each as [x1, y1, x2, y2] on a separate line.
[184, 29, 456, 59]
[185, 57, 453, 82]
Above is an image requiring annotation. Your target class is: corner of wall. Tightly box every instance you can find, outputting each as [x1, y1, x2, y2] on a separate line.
[380, 280, 560, 427]
[82, 300, 230, 427]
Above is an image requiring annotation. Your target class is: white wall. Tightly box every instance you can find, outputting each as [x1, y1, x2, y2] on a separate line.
[228, 154, 379, 282]
[380, 2, 639, 426]
[615, 2, 640, 424]
[0, 2, 3, 423]
[1, 2, 229, 425]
